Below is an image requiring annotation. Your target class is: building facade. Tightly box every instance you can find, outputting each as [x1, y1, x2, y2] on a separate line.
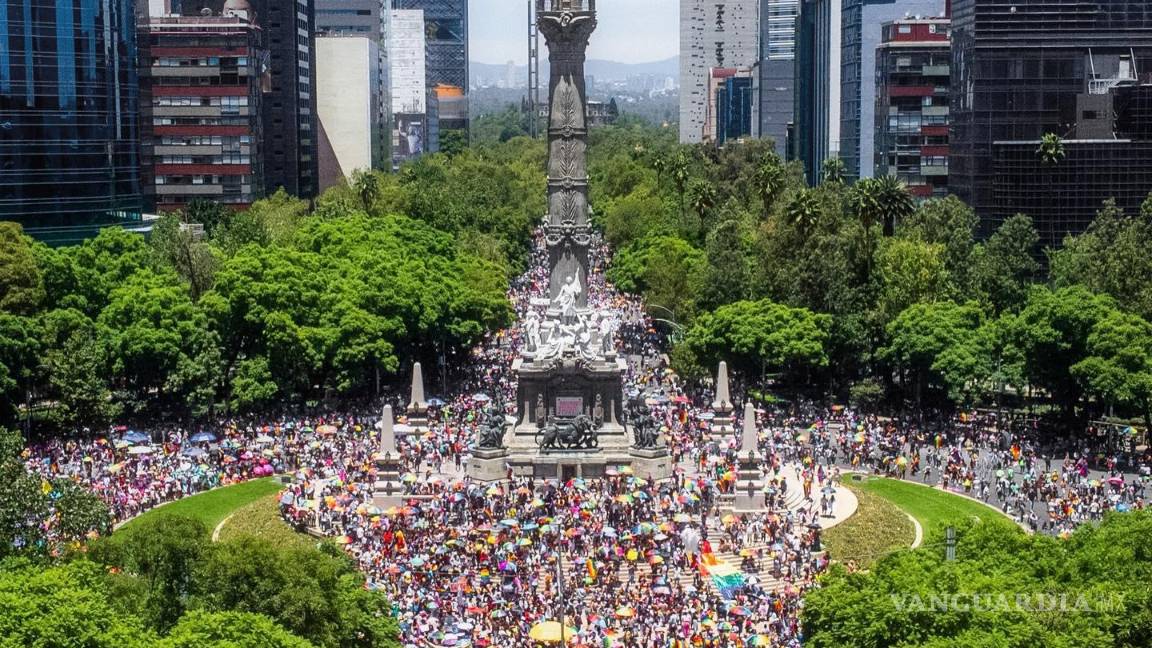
[393, 0, 467, 92]
[316, 36, 384, 191]
[793, 0, 841, 183]
[0, 0, 142, 238]
[950, 0, 1152, 242]
[257, 0, 318, 198]
[758, 0, 799, 154]
[679, 0, 759, 143]
[703, 68, 756, 145]
[390, 8, 430, 165]
[874, 17, 950, 199]
[839, 0, 946, 181]
[139, 16, 264, 212]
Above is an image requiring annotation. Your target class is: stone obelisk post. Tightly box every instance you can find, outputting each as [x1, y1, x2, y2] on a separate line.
[734, 402, 767, 512]
[711, 361, 734, 433]
[374, 404, 404, 506]
[406, 361, 429, 431]
[538, 0, 597, 308]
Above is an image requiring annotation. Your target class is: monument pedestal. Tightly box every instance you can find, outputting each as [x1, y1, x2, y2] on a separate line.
[373, 454, 406, 508]
[467, 448, 509, 482]
[628, 446, 673, 482]
[732, 457, 767, 513]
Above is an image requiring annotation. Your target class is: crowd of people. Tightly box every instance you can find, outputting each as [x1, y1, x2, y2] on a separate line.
[16, 226, 1151, 647]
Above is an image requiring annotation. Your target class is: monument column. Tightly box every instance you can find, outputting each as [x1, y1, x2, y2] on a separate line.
[538, 1, 597, 307]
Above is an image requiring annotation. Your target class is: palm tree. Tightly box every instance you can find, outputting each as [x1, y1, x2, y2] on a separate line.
[785, 188, 821, 235]
[353, 170, 381, 212]
[669, 150, 691, 215]
[687, 179, 717, 228]
[851, 176, 913, 237]
[1037, 133, 1065, 166]
[753, 153, 785, 218]
[650, 153, 667, 190]
[821, 157, 846, 185]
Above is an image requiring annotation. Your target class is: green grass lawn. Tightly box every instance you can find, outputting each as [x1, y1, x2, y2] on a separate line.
[850, 476, 1017, 537]
[117, 477, 284, 533]
[215, 493, 320, 551]
[822, 487, 916, 568]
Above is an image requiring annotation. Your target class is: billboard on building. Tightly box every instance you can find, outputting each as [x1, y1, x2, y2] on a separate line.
[394, 113, 427, 160]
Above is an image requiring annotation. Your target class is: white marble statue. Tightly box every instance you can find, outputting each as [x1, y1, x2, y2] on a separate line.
[553, 274, 582, 316]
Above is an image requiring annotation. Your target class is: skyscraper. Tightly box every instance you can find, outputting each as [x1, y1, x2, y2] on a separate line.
[0, 0, 142, 239]
[316, 36, 385, 190]
[759, 0, 799, 155]
[950, 0, 1152, 248]
[393, 0, 467, 91]
[679, 0, 759, 143]
[793, 0, 841, 183]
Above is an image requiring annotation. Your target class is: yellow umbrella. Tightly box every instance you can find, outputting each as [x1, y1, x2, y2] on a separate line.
[528, 620, 577, 643]
[615, 605, 636, 618]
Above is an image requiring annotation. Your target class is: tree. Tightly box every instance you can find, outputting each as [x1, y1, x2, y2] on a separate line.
[680, 299, 831, 384]
[784, 188, 822, 235]
[439, 129, 468, 156]
[1071, 310, 1152, 427]
[159, 611, 315, 648]
[686, 178, 717, 230]
[1050, 197, 1152, 322]
[851, 175, 915, 236]
[1037, 132, 1066, 165]
[606, 236, 707, 323]
[185, 198, 231, 236]
[0, 559, 155, 647]
[96, 514, 210, 631]
[351, 170, 382, 213]
[99, 274, 222, 417]
[193, 536, 398, 648]
[151, 213, 217, 300]
[754, 152, 787, 216]
[875, 238, 950, 328]
[0, 222, 45, 314]
[881, 301, 985, 407]
[1011, 285, 1116, 416]
[897, 196, 978, 297]
[0, 313, 40, 425]
[973, 213, 1039, 314]
[821, 156, 846, 185]
[668, 149, 692, 214]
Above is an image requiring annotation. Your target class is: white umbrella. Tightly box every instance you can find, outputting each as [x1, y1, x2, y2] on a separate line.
[254, 434, 275, 444]
[472, 393, 491, 403]
[128, 445, 154, 455]
[393, 423, 415, 434]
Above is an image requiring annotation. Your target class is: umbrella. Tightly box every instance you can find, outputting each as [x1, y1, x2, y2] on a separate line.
[121, 430, 149, 444]
[472, 393, 491, 403]
[181, 447, 207, 458]
[615, 606, 636, 618]
[528, 621, 577, 643]
[393, 424, 415, 434]
[254, 434, 275, 444]
[316, 424, 339, 435]
[128, 445, 154, 455]
[189, 432, 216, 443]
[427, 397, 447, 407]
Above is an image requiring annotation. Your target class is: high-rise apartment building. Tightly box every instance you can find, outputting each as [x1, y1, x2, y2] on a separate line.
[793, 0, 841, 182]
[839, 0, 946, 181]
[874, 17, 950, 199]
[703, 68, 756, 145]
[679, 0, 759, 143]
[169, 0, 317, 200]
[950, 0, 1152, 246]
[0, 0, 143, 239]
[138, 15, 265, 212]
[389, 8, 431, 164]
[759, 0, 799, 155]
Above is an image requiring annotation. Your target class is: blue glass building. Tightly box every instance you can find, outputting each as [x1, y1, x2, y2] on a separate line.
[717, 76, 755, 145]
[0, 0, 143, 240]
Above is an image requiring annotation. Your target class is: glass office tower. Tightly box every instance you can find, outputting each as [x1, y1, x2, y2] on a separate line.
[0, 0, 143, 239]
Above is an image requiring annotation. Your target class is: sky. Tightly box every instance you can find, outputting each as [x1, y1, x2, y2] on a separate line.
[469, 0, 679, 65]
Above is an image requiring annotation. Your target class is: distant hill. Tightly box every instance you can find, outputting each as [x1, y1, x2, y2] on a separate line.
[471, 56, 677, 87]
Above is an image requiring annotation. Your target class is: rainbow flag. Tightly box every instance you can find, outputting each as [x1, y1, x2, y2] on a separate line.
[698, 546, 745, 596]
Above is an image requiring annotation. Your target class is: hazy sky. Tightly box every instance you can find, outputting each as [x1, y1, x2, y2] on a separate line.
[470, 0, 679, 65]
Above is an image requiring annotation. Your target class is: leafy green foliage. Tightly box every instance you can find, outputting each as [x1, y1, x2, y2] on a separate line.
[804, 512, 1152, 648]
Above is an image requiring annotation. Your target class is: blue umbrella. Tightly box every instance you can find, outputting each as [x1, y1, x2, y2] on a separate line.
[190, 432, 217, 443]
[182, 447, 207, 458]
[427, 397, 447, 407]
[121, 430, 148, 444]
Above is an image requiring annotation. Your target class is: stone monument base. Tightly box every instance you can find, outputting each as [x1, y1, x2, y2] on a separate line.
[628, 447, 673, 482]
[731, 460, 768, 513]
[467, 448, 510, 482]
[372, 480, 406, 508]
